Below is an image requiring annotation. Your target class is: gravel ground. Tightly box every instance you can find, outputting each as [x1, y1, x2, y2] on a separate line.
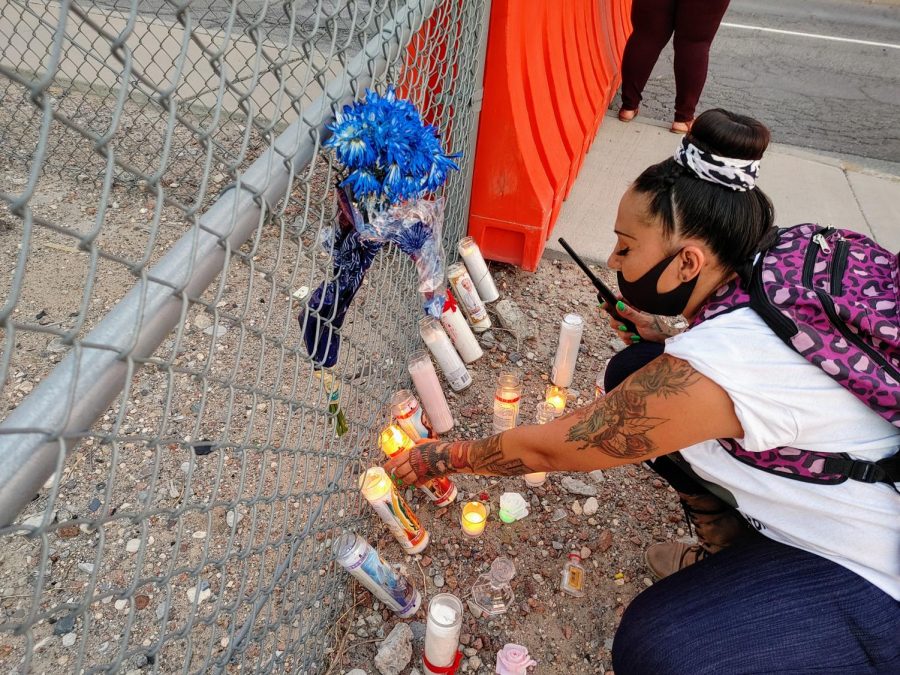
[329, 261, 691, 675]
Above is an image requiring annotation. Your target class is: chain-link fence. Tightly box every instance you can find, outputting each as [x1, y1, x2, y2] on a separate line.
[0, 0, 488, 671]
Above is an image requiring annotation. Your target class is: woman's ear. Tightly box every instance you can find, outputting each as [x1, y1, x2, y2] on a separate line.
[679, 245, 706, 281]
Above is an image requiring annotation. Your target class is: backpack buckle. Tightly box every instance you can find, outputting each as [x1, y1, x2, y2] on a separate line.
[847, 461, 880, 483]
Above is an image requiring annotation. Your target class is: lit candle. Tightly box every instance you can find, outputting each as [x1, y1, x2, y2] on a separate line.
[460, 501, 487, 537]
[419, 317, 473, 392]
[458, 236, 500, 303]
[422, 593, 464, 675]
[545, 385, 567, 416]
[408, 350, 454, 434]
[551, 313, 584, 388]
[378, 424, 458, 507]
[360, 467, 430, 554]
[447, 262, 491, 332]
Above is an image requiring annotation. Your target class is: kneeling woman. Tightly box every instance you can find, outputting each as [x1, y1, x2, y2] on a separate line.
[384, 109, 899, 673]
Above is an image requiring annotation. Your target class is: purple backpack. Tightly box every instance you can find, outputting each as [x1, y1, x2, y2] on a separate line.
[693, 223, 899, 488]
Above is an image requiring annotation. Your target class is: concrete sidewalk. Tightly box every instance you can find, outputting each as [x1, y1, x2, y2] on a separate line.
[545, 115, 900, 266]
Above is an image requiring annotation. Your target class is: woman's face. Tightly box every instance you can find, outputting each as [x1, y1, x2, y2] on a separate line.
[606, 187, 685, 294]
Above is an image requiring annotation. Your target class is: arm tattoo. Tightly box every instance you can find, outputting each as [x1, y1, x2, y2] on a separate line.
[408, 435, 534, 480]
[566, 357, 700, 457]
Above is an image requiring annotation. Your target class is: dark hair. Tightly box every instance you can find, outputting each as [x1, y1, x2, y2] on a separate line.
[632, 109, 777, 282]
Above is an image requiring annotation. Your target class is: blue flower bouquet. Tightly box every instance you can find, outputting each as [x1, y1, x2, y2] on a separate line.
[301, 86, 461, 373]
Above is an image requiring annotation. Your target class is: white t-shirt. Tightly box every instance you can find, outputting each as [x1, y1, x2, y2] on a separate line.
[665, 308, 900, 600]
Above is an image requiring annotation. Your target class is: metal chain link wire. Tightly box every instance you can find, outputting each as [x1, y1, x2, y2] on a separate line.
[0, 0, 487, 671]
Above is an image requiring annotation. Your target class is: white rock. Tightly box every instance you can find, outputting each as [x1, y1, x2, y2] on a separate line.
[125, 538, 141, 553]
[346, 670, 368, 675]
[77, 562, 95, 574]
[203, 324, 228, 337]
[187, 586, 212, 604]
[560, 476, 598, 497]
[114, 599, 128, 611]
[583, 497, 599, 516]
[571, 500, 583, 515]
[589, 470, 605, 483]
[61, 633, 77, 647]
[374, 623, 413, 675]
[192, 530, 207, 540]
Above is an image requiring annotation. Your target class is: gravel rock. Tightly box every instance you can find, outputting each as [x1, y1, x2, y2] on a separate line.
[409, 621, 426, 642]
[346, 670, 368, 675]
[125, 538, 141, 553]
[433, 573, 445, 588]
[494, 299, 533, 340]
[53, 614, 77, 635]
[582, 497, 599, 516]
[468, 656, 482, 670]
[77, 562, 95, 574]
[571, 500, 583, 515]
[550, 508, 567, 522]
[561, 477, 598, 497]
[374, 623, 413, 675]
[61, 633, 77, 648]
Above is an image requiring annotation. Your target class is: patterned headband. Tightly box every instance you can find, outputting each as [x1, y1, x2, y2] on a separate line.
[673, 137, 760, 192]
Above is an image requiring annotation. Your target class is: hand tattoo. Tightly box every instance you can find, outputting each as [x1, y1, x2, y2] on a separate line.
[408, 435, 534, 480]
[566, 356, 699, 457]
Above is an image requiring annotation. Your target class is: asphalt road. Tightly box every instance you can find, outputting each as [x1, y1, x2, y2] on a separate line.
[608, 0, 900, 169]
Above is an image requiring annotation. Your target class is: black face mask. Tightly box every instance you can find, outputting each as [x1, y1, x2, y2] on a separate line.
[616, 251, 699, 316]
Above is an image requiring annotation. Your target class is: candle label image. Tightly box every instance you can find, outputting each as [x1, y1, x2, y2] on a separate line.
[448, 264, 488, 322]
[394, 398, 433, 441]
[349, 545, 420, 613]
[384, 488, 427, 548]
[418, 476, 458, 507]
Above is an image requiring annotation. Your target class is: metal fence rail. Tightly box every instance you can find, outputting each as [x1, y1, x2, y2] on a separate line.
[0, 0, 487, 671]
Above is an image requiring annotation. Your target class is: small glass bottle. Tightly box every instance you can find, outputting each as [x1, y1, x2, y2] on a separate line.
[560, 553, 586, 597]
[493, 371, 522, 434]
[470, 557, 516, 616]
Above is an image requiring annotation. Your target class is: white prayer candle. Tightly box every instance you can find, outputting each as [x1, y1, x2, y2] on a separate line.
[440, 291, 483, 363]
[360, 468, 429, 554]
[551, 313, 584, 388]
[458, 236, 500, 303]
[423, 593, 464, 674]
[408, 350, 454, 434]
[447, 263, 491, 332]
[419, 317, 473, 392]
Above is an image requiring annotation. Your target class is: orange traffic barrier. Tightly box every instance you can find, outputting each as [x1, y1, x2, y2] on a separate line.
[468, 0, 632, 271]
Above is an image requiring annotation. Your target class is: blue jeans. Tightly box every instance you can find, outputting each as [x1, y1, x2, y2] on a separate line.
[606, 344, 900, 673]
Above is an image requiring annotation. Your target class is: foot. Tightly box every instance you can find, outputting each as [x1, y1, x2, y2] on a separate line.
[645, 541, 708, 580]
[618, 107, 639, 122]
[670, 120, 692, 134]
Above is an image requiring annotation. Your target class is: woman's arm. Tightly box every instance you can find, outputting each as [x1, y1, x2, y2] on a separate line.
[384, 355, 744, 485]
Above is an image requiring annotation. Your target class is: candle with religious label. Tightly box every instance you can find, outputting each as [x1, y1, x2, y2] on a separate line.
[333, 532, 421, 617]
[551, 313, 584, 388]
[523, 402, 557, 488]
[390, 389, 432, 441]
[492, 371, 522, 434]
[379, 424, 457, 507]
[545, 385, 567, 416]
[447, 262, 491, 332]
[419, 317, 472, 392]
[422, 593, 465, 675]
[360, 467, 430, 554]
[408, 351, 454, 434]
[458, 236, 500, 303]
[440, 290, 483, 363]
[460, 501, 487, 537]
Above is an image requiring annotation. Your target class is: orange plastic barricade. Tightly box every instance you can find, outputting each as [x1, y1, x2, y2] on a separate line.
[468, 0, 632, 271]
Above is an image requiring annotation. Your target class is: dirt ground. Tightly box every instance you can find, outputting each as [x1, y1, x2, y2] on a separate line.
[329, 260, 690, 675]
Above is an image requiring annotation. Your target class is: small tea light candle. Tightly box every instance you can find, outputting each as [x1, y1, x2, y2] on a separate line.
[460, 501, 487, 537]
[545, 385, 567, 416]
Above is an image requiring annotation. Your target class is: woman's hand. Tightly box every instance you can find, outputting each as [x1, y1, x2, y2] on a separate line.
[600, 299, 683, 344]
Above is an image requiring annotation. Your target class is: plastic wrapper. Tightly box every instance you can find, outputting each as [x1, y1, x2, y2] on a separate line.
[360, 197, 447, 318]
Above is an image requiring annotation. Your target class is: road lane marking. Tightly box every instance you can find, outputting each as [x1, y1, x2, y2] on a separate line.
[721, 22, 900, 50]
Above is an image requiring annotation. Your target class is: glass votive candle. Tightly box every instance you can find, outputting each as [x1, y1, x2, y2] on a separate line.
[545, 385, 567, 416]
[460, 501, 487, 537]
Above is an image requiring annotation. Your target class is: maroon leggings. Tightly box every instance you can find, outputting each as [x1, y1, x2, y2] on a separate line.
[620, 0, 731, 122]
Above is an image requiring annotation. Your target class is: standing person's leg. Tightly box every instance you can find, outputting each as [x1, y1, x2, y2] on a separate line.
[619, 0, 677, 115]
[671, 0, 731, 123]
[612, 536, 900, 674]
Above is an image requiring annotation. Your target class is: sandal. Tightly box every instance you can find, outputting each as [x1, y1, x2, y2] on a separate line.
[618, 107, 639, 122]
[670, 120, 693, 134]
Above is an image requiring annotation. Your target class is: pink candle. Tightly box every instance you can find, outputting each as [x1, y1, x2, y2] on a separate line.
[408, 350, 454, 434]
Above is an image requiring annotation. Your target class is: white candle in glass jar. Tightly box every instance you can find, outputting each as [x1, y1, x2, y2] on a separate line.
[551, 313, 584, 388]
[419, 317, 472, 392]
[447, 262, 491, 332]
[408, 350, 454, 434]
[440, 291, 483, 364]
[458, 236, 500, 303]
[423, 593, 464, 674]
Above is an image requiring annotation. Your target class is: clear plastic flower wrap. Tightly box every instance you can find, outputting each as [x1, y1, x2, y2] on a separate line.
[360, 197, 447, 318]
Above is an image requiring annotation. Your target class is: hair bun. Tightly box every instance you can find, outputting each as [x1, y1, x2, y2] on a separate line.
[688, 109, 770, 161]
